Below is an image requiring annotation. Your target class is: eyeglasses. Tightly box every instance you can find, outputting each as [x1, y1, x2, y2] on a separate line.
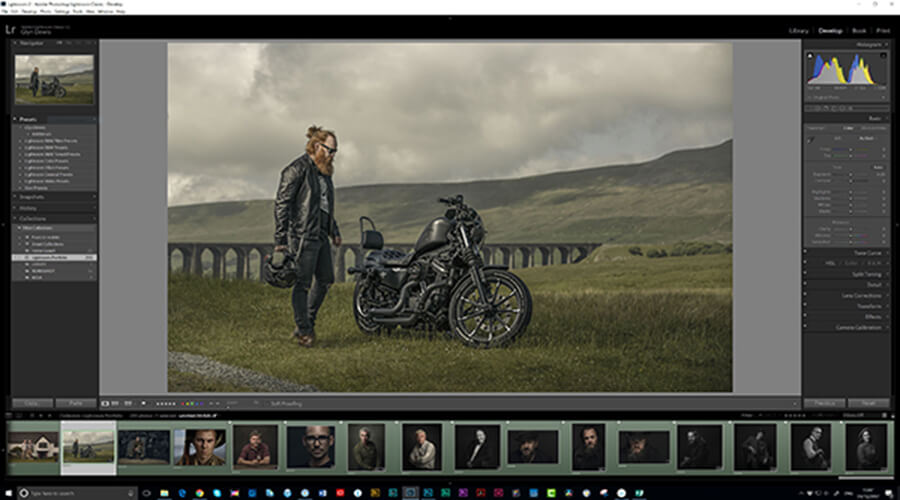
[318, 143, 337, 155]
[304, 435, 331, 444]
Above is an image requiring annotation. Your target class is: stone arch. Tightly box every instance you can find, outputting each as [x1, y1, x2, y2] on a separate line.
[247, 248, 262, 281]
[169, 247, 186, 273]
[537, 246, 552, 266]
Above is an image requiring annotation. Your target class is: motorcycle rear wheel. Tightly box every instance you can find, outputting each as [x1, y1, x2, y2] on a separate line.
[448, 269, 532, 348]
[353, 279, 391, 335]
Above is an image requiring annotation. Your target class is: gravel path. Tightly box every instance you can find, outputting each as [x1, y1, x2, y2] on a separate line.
[168, 351, 318, 392]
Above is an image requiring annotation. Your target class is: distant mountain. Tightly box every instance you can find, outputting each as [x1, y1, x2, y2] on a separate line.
[169, 140, 732, 245]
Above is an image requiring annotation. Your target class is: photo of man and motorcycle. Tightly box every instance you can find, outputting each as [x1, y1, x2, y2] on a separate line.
[167, 42, 733, 393]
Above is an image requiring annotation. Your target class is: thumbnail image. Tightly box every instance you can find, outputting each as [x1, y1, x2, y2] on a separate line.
[572, 424, 605, 471]
[676, 425, 722, 470]
[790, 424, 831, 471]
[618, 431, 670, 464]
[348, 423, 385, 471]
[7, 431, 59, 463]
[62, 430, 115, 463]
[734, 424, 778, 470]
[287, 425, 335, 469]
[233, 425, 278, 470]
[508, 430, 558, 465]
[734, 424, 776, 471]
[166, 42, 734, 395]
[117, 430, 170, 465]
[403, 424, 442, 471]
[173, 429, 227, 466]
[845, 424, 887, 471]
[454, 425, 500, 470]
[13, 54, 94, 105]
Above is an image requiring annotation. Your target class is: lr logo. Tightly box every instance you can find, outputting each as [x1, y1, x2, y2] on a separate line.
[5, 25, 16, 35]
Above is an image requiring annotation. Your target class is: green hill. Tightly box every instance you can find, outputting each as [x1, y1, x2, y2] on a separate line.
[169, 140, 732, 245]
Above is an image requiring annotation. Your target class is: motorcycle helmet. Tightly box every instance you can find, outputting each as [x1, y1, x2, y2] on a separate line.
[263, 250, 297, 288]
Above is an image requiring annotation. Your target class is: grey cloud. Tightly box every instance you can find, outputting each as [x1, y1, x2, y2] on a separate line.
[168, 42, 732, 206]
[15, 54, 94, 78]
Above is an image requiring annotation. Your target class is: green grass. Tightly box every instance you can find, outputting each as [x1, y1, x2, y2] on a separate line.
[64, 443, 115, 463]
[15, 85, 94, 105]
[169, 253, 732, 393]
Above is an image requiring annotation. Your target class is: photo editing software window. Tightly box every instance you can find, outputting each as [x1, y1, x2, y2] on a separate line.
[2, 14, 897, 500]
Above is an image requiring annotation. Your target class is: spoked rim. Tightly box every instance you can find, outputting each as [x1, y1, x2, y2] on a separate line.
[453, 273, 525, 345]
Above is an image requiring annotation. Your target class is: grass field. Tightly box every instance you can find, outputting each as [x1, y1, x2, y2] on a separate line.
[168, 252, 732, 393]
[64, 443, 115, 463]
[15, 85, 95, 105]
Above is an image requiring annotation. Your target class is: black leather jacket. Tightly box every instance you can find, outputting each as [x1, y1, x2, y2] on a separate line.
[274, 153, 340, 246]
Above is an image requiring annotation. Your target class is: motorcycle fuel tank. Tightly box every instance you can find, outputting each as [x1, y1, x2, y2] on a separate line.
[414, 217, 452, 254]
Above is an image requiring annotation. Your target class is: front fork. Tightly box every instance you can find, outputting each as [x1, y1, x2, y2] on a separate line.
[460, 225, 491, 306]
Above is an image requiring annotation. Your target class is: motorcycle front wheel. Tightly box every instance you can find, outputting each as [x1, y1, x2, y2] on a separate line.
[55, 87, 66, 98]
[448, 269, 532, 348]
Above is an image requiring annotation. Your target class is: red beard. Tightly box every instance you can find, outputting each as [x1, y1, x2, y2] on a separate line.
[313, 148, 334, 176]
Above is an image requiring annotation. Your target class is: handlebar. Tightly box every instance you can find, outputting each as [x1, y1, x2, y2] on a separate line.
[438, 194, 465, 206]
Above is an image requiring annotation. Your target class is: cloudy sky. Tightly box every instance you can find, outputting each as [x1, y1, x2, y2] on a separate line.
[15, 54, 94, 79]
[168, 42, 732, 206]
[63, 431, 114, 445]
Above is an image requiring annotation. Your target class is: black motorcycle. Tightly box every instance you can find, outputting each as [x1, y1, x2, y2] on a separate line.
[40, 77, 67, 98]
[348, 195, 532, 348]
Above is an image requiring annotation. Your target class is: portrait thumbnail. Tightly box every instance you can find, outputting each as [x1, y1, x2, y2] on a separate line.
[845, 424, 887, 471]
[117, 430, 170, 465]
[403, 424, 442, 471]
[173, 429, 227, 466]
[63, 430, 115, 463]
[734, 424, 777, 471]
[676, 425, 722, 470]
[14, 54, 95, 105]
[507, 430, 558, 465]
[348, 423, 385, 471]
[790, 424, 831, 471]
[618, 431, 670, 464]
[454, 425, 500, 470]
[572, 424, 605, 471]
[233, 425, 278, 470]
[7, 431, 59, 463]
[287, 425, 335, 469]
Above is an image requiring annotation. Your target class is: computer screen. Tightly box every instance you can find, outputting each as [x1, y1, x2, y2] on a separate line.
[2, 10, 896, 500]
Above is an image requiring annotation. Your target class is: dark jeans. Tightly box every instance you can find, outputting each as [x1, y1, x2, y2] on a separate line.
[291, 235, 334, 335]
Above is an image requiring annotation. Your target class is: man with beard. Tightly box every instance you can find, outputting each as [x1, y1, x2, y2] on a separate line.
[274, 125, 342, 348]
[408, 429, 437, 470]
[462, 429, 495, 469]
[510, 432, 553, 464]
[301, 425, 335, 468]
[237, 430, 271, 467]
[801, 426, 828, 470]
[127, 436, 146, 460]
[177, 430, 225, 466]
[741, 430, 773, 469]
[621, 432, 664, 463]
[573, 426, 604, 470]
[679, 429, 710, 469]
[30, 67, 39, 97]
[352, 427, 380, 471]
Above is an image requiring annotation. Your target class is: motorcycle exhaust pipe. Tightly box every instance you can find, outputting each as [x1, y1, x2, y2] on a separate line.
[369, 280, 417, 316]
